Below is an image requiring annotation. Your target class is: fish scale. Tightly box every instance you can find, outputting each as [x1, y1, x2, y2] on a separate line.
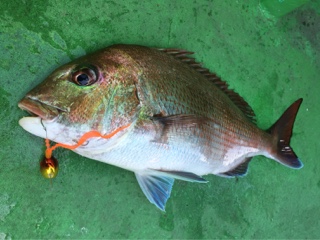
[18, 44, 303, 211]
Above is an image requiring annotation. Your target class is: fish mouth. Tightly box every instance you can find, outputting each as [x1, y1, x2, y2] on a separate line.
[18, 97, 65, 121]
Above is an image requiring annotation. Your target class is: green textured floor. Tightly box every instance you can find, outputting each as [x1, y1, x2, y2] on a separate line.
[1, 0, 319, 238]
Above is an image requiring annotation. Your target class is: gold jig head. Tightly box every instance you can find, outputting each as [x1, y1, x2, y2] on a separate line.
[40, 155, 59, 179]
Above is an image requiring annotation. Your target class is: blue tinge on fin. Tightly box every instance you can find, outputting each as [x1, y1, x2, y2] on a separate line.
[135, 170, 207, 211]
[135, 173, 174, 211]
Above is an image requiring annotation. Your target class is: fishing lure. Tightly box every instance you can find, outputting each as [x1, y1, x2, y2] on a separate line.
[40, 124, 131, 179]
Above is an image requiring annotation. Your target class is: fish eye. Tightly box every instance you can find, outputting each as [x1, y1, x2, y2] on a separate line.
[71, 65, 99, 86]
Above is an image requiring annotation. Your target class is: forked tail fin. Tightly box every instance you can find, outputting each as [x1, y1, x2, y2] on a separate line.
[267, 98, 303, 169]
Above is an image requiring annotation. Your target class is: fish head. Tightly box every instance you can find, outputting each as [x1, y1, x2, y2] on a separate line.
[18, 48, 140, 146]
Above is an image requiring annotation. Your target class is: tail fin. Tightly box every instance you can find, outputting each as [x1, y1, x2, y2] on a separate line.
[267, 98, 303, 169]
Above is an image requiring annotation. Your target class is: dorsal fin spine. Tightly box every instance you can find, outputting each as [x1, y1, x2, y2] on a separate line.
[158, 48, 256, 124]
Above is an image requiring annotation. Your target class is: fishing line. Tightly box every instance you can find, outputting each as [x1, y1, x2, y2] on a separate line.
[39, 123, 131, 179]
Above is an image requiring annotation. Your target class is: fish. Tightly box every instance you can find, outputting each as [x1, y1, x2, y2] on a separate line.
[18, 44, 303, 211]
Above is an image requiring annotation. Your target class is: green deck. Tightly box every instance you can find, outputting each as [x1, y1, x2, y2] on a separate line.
[0, 0, 319, 238]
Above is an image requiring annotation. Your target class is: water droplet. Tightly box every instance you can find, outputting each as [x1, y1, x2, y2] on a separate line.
[0, 194, 16, 222]
[81, 227, 88, 234]
[0, 232, 12, 240]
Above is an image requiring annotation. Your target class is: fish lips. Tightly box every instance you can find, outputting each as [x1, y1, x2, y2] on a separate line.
[18, 97, 61, 121]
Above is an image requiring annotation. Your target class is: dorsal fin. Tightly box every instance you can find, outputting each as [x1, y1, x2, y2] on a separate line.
[158, 48, 256, 123]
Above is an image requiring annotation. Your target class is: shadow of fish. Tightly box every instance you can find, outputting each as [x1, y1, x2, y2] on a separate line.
[18, 44, 303, 211]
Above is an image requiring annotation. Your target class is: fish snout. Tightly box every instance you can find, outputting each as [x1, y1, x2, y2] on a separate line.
[18, 97, 60, 121]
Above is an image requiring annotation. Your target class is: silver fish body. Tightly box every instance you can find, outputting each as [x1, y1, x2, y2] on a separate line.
[18, 44, 303, 210]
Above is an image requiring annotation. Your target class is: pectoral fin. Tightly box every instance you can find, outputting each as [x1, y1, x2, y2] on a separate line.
[151, 114, 208, 144]
[151, 114, 208, 127]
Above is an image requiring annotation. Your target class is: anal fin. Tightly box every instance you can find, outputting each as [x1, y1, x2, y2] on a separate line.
[152, 169, 207, 183]
[219, 157, 252, 177]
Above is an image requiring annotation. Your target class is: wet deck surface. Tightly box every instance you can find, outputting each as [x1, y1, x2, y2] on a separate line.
[0, 0, 319, 238]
